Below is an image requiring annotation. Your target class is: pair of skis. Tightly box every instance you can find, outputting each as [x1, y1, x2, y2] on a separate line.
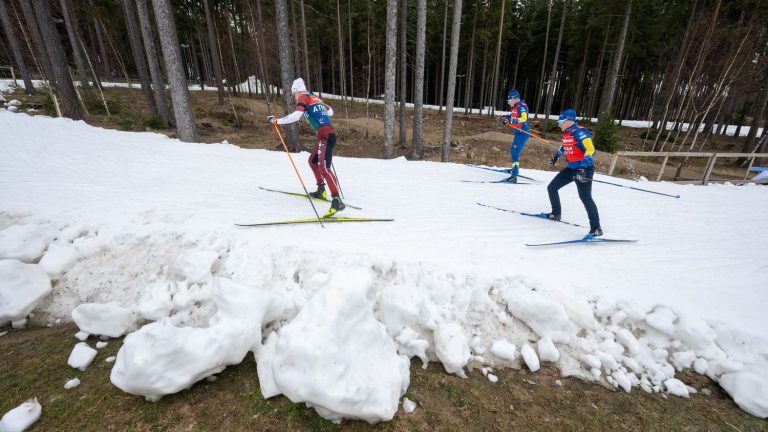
[462, 164, 539, 184]
[477, 202, 637, 247]
[236, 187, 393, 227]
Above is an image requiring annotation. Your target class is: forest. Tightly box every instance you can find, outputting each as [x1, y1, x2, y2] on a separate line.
[1, 0, 767, 162]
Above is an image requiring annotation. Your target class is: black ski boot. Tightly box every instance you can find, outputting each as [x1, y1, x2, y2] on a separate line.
[504, 175, 518, 183]
[324, 196, 346, 217]
[309, 184, 327, 200]
[544, 212, 561, 221]
[588, 227, 603, 237]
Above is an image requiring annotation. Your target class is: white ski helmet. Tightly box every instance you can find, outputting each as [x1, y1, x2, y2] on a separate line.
[291, 78, 307, 93]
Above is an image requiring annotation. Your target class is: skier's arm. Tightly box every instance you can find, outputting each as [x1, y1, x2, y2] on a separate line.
[575, 130, 595, 156]
[325, 104, 334, 116]
[276, 110, 304, 125]
[513, 105, 528, 124]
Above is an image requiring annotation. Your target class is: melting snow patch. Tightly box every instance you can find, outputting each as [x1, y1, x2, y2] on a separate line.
[0, 398, 41, 432]
[0, 260, 51, 324]
[68, 342, 97, 371]
[402, 397, 416, 413]
[64, 378, 81, 389]
[521, 343, 540, 372]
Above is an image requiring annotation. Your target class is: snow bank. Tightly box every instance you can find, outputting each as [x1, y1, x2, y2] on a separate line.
[260, 267, 410, 424]
[0, 224, 58, 263]
[111, 277, 292, 401]
[0, 260, 51, 324]
[719, 363, 768, 418]
[0, 398, 41, 432]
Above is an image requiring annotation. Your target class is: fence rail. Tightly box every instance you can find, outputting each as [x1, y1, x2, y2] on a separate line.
[607, 151, 768, 185]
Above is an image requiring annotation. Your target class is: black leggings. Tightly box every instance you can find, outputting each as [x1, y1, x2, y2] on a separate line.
[547, 166, 601, 229]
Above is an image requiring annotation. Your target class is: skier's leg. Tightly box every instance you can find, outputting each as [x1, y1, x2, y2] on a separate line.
[547, 168, 575, 216]
[576, 166, 601, 229]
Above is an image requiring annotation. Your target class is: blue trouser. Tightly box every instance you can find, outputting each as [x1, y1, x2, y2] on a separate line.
[547, 166, 601, 229]
[510, 131, 529, 176]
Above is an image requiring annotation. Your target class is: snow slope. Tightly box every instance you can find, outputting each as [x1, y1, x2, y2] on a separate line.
[1, 111, 767, 421]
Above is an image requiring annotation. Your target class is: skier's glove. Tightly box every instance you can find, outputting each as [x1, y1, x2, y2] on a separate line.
[548, 154, 559, 166]
[267, 115, 277, 125]
[575, 168, 588, 183]
[496, 116, 510, 126]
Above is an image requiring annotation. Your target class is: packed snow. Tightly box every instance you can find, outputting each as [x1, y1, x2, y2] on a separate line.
[0, 398, 41, 432]
[1, 110, 767, 421]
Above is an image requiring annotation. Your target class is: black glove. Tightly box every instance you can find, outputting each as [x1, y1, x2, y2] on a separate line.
[496, 116, 509, 126]
[575, 168, 587, 183]
[548, 155, 559, 166]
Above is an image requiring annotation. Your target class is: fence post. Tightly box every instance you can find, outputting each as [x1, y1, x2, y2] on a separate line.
[608, 153, 619, 176]
[702, 154, 718, 185]
[10, 66, 17, 85]
[657, 155, 669, 181]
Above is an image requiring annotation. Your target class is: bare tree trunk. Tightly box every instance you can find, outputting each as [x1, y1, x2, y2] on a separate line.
[60, 0, 89, 88]
[535, 1, 552, 119]
[203, 0, 225, 105]
[0, 0, 35, 94]
[598, 0, 632, 119]
[336, 0, 346, 100]
[274, 0, 299, 151]
[19, 0, 55, 84]
[441, 0, 463, 162]
[151, 0, 196, 142]
[739, 77, 768, 163]
[542, 0, 568, 133]
[411, 0, 426, 159]
[32, 0, 83, 119]
[437, 0, 448, 113]
[489, 0, 505, 116]
[135, 0, 171, 126]
[365, 1, 372, 115]
[122, 0, 157, 115]
[300, 0, 310, 83]
[398, 0, 408, 147]
[573, 27, 591, 109]
[384, 0, 398, 158]
[588, 23, 611, 118]
[464, 8, 477, 114]
[347, 0, 354, 97]
[90, 0, 111, 76]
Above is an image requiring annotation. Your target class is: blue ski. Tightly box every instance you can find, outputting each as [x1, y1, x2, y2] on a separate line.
[464, 164, 539, 182]
[462, 179, 532, 184]
[526, 236, 638, 247]
[477, 203, 584, 228]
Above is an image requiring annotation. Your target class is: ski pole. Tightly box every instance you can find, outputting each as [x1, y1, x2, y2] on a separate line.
[330, 163, 344, 199]
[577, 177, 681, 198]
[496, 118, 556, 144]
[271, 122, 325, 227]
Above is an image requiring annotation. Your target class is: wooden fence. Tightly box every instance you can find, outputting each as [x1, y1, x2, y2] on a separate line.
[607, 151, 768, 185]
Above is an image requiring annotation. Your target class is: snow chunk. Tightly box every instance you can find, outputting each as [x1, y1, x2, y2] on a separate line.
[537, 336, 560, 362]
[265, 267, 410, 423]
[0, 224, 58, 263]
[521, 343, 540, 372]
[434, 323, 471, 378]
[64, 378, 81, 389]
[501, 288, 576, 343]
[402, 398, 416, 413]
[72, 302, 136, 338]
[0, 398, 41, 432]
[68, 342, 97, 371]
[674, 316, 717, 351]
[663, 378, 690, 398]
[74, 331, 89, 341]
[671, 351, 696, 371]
[39, 243, 78, 277]
[171, 250, 219, 283]
[645, 307, 677, 336]
[395, 327, 429, 368]
[0, 260, 52, 324]
[96, 341, 108, 349]
[719, 363, 768, 418]
[137, 281, 173, 321]
[487, 373, 498, 383]
[111, 277, 291, 401]
[490, 340, 517, 362]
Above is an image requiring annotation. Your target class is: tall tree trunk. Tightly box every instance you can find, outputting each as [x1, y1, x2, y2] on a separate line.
[738, 76, 768, 164]
[347, 0, 354, 97]
[535, 1, 552, 119]
[203, 0, 225, 105]
[274, 0, 299, 151]
[383, 0, 398, 158]
[151, 0, 197, 142]
[489, 0, 506, 115]
[90, 0, 111, 76]
[437, 0, 448, 112]
[122, 0, 157, 115]
[573, 27, 591, 109]
[59, 0, 89, 88]
[19, 0, 55, 84]
[365, 1, 372, 115]
[300, 0, 310, 83]
[411, 0, 426, 159]
[336, 0, 346, 101]
[441, 0, 463, 162]
[464, 8, 477, 114]
[598, 0, 632, 119]
[0, 0, 35, 94]
[398, 0, 408, 147]
[32, 0, 83, 119]
[542, 0, 568, 133]
[135, 0, 171, 126]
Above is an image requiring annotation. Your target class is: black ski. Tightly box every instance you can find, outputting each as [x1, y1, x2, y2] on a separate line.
[476, 202, 585, 228]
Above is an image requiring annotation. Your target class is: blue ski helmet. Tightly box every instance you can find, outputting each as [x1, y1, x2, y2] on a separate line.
[558, 109, 577, 121]
[507, 89, 521, 101]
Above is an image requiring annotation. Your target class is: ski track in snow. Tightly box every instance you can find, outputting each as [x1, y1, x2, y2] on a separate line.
[1, 110, 767, 421]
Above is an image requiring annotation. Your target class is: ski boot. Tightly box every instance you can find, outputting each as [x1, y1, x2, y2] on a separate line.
[504, 175, 518, 183]
[588, 227, 603, 237]
[323, 196, 346, 218]
[309, 184, 327, 200]
[543, 212, 561, 221]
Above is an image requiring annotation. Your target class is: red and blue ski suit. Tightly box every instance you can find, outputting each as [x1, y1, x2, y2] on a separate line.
[547, 123, 601, 229]
[278, 92, 340, 196]
[501, 100, 530, 176]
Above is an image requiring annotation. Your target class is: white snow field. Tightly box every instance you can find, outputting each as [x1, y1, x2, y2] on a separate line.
[1, 110, 767, 422]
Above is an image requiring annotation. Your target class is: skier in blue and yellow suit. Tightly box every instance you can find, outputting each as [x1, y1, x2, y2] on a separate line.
[497, 89, 530, 183]
[545, 108, 602, 237]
